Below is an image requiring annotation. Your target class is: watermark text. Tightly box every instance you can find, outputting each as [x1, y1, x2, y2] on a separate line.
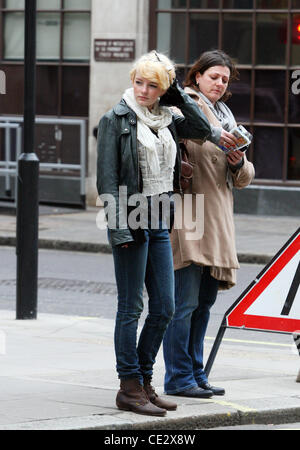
[291, 69, 300, 95]
[96, 188, 204, 241]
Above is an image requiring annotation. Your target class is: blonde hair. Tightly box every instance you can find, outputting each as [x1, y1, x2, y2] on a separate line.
[130, 51, 176, 91]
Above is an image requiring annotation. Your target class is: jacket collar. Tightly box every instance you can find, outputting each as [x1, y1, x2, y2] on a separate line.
[113, 99, 132, 116]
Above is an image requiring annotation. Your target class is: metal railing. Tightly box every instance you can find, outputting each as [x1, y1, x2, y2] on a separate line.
[0, 117, 87, 206]
[0, 122, 22, 207]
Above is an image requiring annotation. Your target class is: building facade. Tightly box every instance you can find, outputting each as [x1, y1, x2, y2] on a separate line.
[0, 0, 300, 214]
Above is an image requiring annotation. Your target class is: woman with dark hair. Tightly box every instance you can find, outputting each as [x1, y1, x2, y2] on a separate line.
[184, 49, 239, 101]
[163, 50, 255, 398]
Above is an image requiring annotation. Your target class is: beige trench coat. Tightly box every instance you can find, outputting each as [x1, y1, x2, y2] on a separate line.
[171, 88, 255, 290]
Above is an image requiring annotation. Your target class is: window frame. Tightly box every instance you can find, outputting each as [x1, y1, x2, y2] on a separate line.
[0, 0, 91, 118]
[149, 0, 300, 186]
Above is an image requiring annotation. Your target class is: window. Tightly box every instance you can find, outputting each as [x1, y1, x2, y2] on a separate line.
[189, 13, 218, 63]
[0, 0, 91, 117]
[150, 0, 300, 184]
[256, 13, 287, 65]
[223, 13, 252, 64]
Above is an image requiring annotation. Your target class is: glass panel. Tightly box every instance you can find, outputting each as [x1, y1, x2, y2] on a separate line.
[63, 13, 91, 60]
[289, 70, 300, 123]
[0, 65, 24, 114]
[223, 13, 252, 64]
[189, 13, 218, 64]
[35, 124, 80, 167]
[291, 14, 300, 65]
[190, 0, 219, 7]
[256, 0, 288, 8]
[36, 13, 61, 60]
[60, 125, 81, 164]
[0, 131, 5, 162]
[158, 0, 186, 8]
[223, 0, 253, 8]
[3, 0, 91, 7]
[35, 124, 60, 165]
[37, 0, 60, 9]
[253, 127, 283, 179]
[62, 67, 89, 116]
[255, 70, 285, 123]
[256, 13, 287, 65]
[157, 13, 186, 64]
[3, 12, 24, 59]
[36, 66, 58, 115]
[63, 0, 91, 9]
[293, 0, 300, 7]
[288, 129, 300, 180]
[4, 0, 24, 8]
[226, 70, 251, 122]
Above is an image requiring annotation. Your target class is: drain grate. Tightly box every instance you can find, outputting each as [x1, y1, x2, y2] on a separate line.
[1, 278, 118, 296]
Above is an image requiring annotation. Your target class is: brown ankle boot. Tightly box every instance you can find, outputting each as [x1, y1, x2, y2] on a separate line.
[116, 378, 167, 416]
[143, 377, 177, 411]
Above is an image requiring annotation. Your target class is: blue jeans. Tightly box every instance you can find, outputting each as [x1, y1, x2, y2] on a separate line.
[110, 225, 175, 385]
[163, 264, 219, 394]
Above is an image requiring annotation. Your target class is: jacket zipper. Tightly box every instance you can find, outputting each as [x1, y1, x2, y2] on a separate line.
[132, 116, 140, 192]
[136, 137, 140, 192]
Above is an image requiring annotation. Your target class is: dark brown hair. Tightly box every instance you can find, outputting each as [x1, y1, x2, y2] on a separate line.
[184, 50, 239, 102]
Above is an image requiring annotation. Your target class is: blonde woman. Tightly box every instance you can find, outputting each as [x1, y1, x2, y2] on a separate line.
[97, 50, 236, 417]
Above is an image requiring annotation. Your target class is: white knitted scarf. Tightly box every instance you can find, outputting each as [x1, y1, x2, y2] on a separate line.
[123, 88, 177, 175]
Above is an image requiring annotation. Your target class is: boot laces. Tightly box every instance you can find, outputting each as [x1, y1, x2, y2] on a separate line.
[145, 381, 158, 398]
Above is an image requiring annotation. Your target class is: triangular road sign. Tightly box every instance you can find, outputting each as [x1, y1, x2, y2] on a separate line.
[226, 228, 300, 333]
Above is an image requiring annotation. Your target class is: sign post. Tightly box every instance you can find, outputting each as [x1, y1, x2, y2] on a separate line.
[205, 227, 300, 377]
[16, 0, 39, 320]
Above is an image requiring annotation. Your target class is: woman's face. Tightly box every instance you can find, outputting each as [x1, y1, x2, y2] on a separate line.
[133, 70, 166, 110]
[195, 65, 230, 105]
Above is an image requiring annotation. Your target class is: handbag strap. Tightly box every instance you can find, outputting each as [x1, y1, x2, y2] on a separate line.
[179, 141, 189, 162]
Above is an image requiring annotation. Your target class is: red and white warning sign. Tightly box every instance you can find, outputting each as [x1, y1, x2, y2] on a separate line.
[226, 228, 300, 334]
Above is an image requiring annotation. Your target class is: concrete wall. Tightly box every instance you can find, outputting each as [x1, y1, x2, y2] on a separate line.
[86, 0, 150, 206]
[233, 185, 300, 217]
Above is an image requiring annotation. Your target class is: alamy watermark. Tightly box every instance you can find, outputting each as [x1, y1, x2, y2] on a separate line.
[291, 70, 300, 95]
[0, 70, 6, 95]
[96, 188, 204, 241]
[0, 330, 6, 355]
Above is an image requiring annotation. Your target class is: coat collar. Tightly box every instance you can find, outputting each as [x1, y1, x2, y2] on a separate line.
[184, 86, 222, 128]
[113, 99, 132, 116]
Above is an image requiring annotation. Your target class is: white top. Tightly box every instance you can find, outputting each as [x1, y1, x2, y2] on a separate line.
[138, 140, 174, 196]
[122, 88, 177, 197]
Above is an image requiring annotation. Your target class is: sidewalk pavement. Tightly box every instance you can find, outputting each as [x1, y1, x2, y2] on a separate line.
[0, 205, 299, 264]
[0, 205, 299, 430]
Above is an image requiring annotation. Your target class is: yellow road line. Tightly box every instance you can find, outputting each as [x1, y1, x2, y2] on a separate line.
[205, 336, 292, 348]
[206, 398, 257, 413]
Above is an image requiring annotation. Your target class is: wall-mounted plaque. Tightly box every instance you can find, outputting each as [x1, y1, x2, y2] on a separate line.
[94, 39, 135, 62]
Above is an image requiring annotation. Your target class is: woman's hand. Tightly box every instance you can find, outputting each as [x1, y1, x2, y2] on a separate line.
[159, 79, 184, 106]
[219, 130, 239, 150]
[226, 149, 244, 166]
